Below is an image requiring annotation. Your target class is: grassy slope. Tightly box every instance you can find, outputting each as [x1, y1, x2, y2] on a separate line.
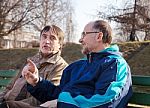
[0, 42, 149, 75]
[0, 48, 38, 69]
[128, 44, 150, 75]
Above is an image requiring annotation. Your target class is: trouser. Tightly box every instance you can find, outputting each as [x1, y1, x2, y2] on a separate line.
[0, 101, 47, 108]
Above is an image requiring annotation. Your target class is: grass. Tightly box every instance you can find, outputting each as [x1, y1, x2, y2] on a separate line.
[61, 42, 84, 64]
[0, 41, 149, 76]
[0, 48, 38, 69]
[127, 44, 150, 75]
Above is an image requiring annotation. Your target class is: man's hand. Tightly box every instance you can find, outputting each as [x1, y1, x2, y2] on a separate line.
[22, 59, 39, 86]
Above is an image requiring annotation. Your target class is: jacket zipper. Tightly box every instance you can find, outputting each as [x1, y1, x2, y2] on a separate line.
[89, 53, 92, 63]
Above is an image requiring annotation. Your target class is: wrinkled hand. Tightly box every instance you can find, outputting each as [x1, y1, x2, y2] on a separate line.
[22, 59, 39, 86]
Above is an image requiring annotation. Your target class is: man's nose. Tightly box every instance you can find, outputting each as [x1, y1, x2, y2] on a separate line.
[45, 38, 51, 43]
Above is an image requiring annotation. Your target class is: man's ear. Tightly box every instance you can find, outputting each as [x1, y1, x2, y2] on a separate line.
[96, 32, 103, 42]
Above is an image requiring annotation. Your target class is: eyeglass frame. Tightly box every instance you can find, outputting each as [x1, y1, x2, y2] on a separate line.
[81, 31, 100, 38]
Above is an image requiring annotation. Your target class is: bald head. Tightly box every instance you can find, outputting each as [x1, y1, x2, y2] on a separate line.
[87, 20, 112, 44]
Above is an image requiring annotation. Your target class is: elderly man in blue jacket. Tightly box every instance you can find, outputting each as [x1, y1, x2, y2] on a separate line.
[10, 20, 133, 108]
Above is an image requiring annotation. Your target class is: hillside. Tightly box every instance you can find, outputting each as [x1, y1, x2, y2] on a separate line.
[0, 42, 149, 75]
[0, 48, 38, 70]
[128, 44, 150, 75]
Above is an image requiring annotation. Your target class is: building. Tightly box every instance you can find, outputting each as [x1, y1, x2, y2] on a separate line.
[1, 0, 39, 49]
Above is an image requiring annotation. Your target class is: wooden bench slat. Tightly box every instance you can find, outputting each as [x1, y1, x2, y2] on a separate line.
[132, 75, 150, 86]
[129, 75, 150, 107]
[0, 79, 12, 86]
[0, 70, 18, 91]
[0, 70, 17, 78]
[129, 92, 150, 105]
[0, 88, 5, 92]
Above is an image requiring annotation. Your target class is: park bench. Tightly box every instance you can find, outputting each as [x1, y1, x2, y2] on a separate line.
[0, 70, 149, 107]
[128, 75, 150, 107]
[0, 70, 18, 91]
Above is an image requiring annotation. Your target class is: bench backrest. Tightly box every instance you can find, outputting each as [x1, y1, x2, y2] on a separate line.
[0, 70, 18, 91]
[129, 75, 150, 106]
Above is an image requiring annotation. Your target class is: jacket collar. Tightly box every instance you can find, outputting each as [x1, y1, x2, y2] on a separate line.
[82, 44, 122, 62]
[38, 51, 61, 64]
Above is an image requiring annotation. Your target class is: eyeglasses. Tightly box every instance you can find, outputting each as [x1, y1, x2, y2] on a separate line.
[81, 32, 99, 38]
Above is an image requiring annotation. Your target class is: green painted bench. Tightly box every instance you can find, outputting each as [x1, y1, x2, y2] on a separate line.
[0, 70, 18, 91]
[128, 75, 150, 107]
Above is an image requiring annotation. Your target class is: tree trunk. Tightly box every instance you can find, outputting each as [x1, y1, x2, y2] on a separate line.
[129, 31, 136, 41]
[144, 31, 150, 41]
[0, 38, 4, 48]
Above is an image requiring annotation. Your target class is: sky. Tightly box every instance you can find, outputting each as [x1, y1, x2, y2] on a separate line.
[73, 0, 103, 42]
[72, 0, 124, 43]
[72, 0, 110, 42]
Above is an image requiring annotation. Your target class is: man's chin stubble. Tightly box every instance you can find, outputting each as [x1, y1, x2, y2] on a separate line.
[82, 47, 90, 55]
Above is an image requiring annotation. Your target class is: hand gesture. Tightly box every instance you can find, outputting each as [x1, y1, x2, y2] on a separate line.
[22, 59, 39, 86]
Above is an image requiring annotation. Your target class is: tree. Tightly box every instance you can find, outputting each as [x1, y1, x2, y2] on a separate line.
[30, 0, 75, 42]
[0, 0, 40, 47]
[31, 0, 73, 31]
[64, 0, 75, 42]
[97, 0, 150, 41]
[0, 0, 75, 48]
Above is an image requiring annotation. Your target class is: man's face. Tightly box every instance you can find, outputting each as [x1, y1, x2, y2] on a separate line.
[79, 23, 100, 55]
[40, 29, 60, 56]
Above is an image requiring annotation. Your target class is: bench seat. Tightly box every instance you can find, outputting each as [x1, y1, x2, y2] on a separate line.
[0, 70, 18, 91]
[128, 75, 150, 107]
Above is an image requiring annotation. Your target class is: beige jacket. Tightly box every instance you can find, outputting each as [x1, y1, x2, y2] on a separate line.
[1, 52, 68, 105]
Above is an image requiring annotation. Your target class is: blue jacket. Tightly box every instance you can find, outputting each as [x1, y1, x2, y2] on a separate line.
[27, 45, 132, 108]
